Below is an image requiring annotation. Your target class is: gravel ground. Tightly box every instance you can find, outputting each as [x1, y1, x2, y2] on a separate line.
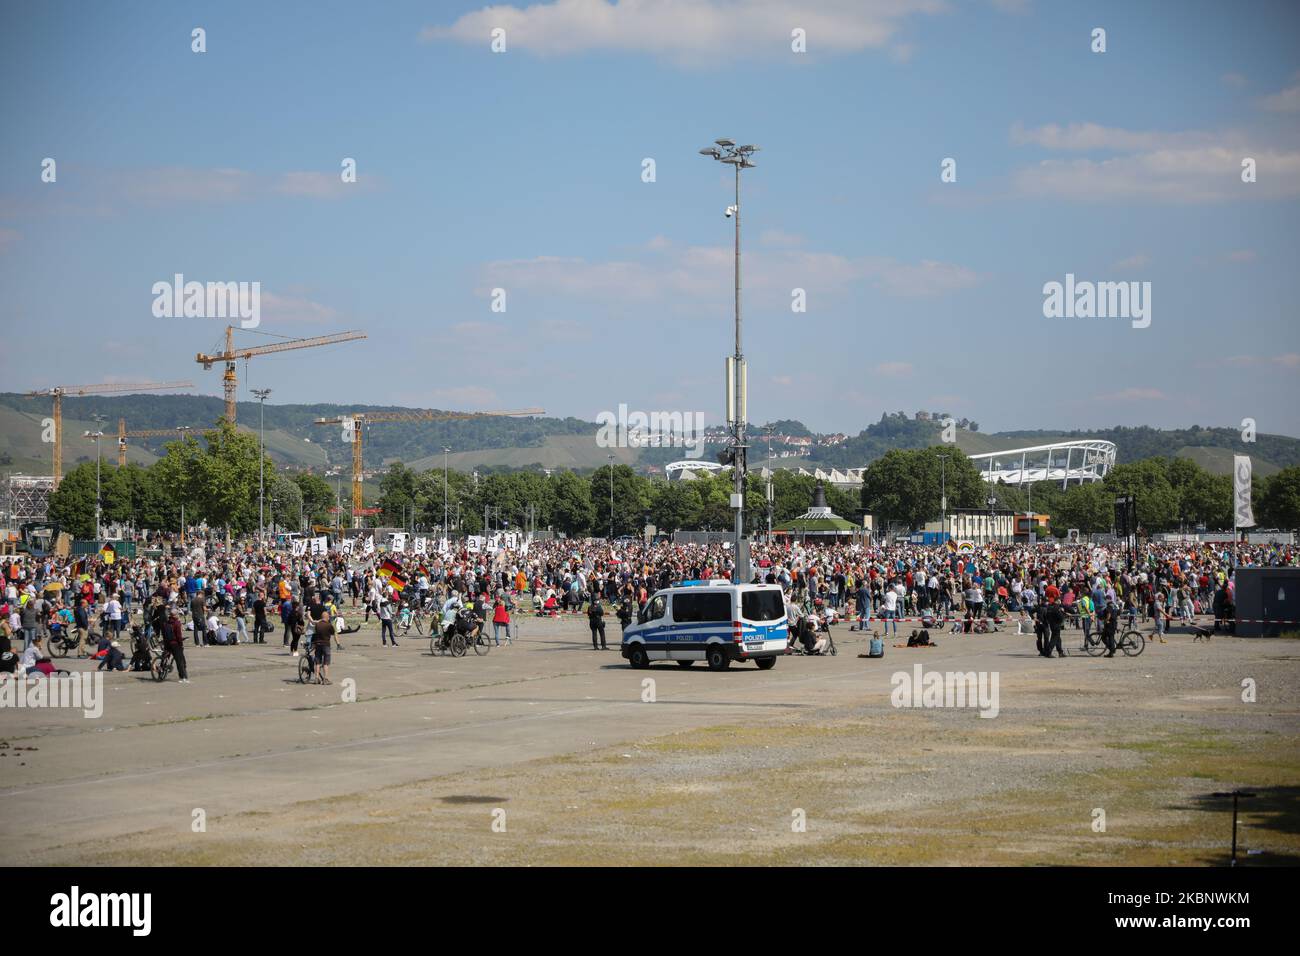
[7, 616, 1298, 866]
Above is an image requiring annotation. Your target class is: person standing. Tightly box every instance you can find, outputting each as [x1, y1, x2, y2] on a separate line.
[588, 596, 607, 650]
[252, 590, 268, 644]
[189, 590, 206, 647]
[379, 591, 397, 646]
[492, 595, 511, 646]
[164, 606, 190, 683]
[1041, 585, 1065, 658]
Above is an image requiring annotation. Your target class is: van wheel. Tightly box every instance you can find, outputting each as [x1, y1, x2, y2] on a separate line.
[755, 657, 776, 670]
[676, 660, 695, 667]
[706, 645, 730, 671]
[627, 645, 650, 669]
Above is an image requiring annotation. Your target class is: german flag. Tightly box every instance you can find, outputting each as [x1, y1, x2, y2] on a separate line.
[99, 542, 116, 565]
[377, 559, 407, 593]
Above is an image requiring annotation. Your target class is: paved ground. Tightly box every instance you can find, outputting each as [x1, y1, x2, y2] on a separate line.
[2, 611, 1297, 865]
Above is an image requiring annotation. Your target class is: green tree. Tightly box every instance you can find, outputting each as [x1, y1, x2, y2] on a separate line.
[294, 472, 336, 526]
[1258, 466, 1300, 529]
[267, 472, 304, 532]
[46, 463, 98, 539]
[589, 464, 650, 537]
[860, 447, 985, 529]
[377, 462, 418, 527]
[1052, 482, 1111, 533]
[649, 480, 699, 533]
[547, 470, 595, 536]
[1103, 459, 1179, 532]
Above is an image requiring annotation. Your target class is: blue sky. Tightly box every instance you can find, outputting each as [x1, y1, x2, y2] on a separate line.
[2, 0, 1298, 437]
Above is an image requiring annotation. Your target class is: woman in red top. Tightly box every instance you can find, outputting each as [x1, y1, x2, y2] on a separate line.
[492, 597, 511, 645]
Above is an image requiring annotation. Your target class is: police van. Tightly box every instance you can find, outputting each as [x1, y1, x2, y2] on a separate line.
[620, 581, 788, 671]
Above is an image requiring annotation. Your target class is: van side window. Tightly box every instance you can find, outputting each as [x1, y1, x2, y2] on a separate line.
[646, 595, 667, 622]
[673, 592, 731, 623]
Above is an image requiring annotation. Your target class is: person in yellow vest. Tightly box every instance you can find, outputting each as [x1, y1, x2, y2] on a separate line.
[1077, 590, 1095, 645]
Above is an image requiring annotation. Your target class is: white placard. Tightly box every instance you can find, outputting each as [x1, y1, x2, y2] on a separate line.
[362, 535, 375, 556]
[414, 536, 427, 555]
[391, 532, 408, 553]
[291, 538, 308, 557]
[310, 536, 328, 556]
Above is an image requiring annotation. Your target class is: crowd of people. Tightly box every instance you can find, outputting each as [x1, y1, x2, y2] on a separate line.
[1, 532, 1292, 680]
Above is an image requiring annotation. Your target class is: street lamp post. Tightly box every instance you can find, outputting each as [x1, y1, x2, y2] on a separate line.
[700, 137, 759, 582]
[84, 427, 104, 539]
[937, 454, 950, 540]
[608, 454, 615, 539]
[252, 388, 271, 544]
[986, 494, 998, 545]
[442, 447, 450, 540]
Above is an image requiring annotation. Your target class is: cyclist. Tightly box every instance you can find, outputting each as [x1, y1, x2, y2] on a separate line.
[310, 610, 339, 685]
[1099, 597, 1119, 658]
[162, 606, 190, 683]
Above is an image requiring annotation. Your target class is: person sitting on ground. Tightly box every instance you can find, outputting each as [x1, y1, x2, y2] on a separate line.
[22, 635, 55, 676]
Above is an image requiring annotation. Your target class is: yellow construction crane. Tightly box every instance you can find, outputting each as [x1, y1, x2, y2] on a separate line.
[27, 381, 193, 488]
[313, 408, 545, 527]
[116, 419, 197, 466]
[196, 326, 367, 424]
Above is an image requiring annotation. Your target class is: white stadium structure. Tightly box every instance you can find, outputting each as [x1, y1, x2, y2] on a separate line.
[967, 440, 1117, 487]
[666, 440, 1115, 490]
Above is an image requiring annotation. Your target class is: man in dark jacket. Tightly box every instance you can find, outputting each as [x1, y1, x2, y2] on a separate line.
[190, 591, 206, 647]
[588, 598, 607, 650]
[164, 607, 190, 682]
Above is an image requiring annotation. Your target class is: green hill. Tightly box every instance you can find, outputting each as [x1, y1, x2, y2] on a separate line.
[3, 394, 1296, 481]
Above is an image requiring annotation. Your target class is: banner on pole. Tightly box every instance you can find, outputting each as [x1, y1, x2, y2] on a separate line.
[1234, 455, 1255, 529]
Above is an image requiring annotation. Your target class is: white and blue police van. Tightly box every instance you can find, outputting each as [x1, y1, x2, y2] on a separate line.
[620, 581, 788, 671]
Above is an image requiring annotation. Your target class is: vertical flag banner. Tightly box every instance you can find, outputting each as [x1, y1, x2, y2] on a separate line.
[1234, 455, 1255, 529]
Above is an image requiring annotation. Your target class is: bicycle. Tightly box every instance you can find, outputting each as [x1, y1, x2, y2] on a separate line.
[48, 627, 89, 659]
[430, 625, 467, 657]
[1081, 627, 1145, 657]
[150, 649, 174, 682]
[298, 642, 331, 683]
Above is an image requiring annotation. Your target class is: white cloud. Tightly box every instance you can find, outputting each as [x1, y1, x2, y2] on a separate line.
[427, 385, 500, 408]
[1095, 388, 1167, 402]
[482, 239, 981, 307]
[420, 0, 947, 64]
[1221, 353, 1299, 369]
[1260, 72, 1300, 112]
[1010, 121, 1212, 152]
[259, 291, 341, 326]
[1008, 122, 1300, 202]
[758, 228, 805, 247]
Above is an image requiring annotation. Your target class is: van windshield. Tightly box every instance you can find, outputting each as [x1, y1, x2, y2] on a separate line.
[741, 590, 784, 622]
